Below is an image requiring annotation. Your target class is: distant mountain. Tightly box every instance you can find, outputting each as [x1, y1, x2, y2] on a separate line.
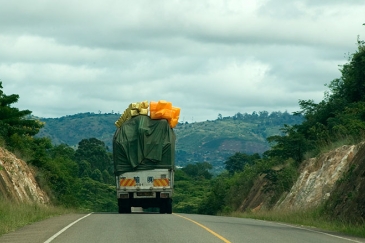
[36, 111, 303, 170]
[36, 112, 119, 150]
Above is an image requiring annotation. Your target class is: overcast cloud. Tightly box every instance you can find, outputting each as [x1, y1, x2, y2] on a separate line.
[1, 0, 364, 122]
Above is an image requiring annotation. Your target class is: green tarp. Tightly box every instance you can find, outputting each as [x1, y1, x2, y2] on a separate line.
[113, 115, 175, 175]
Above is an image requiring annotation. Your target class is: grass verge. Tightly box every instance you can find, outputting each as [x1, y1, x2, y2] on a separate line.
[0, 198, 77, 236]
[228, 208, 365, 238]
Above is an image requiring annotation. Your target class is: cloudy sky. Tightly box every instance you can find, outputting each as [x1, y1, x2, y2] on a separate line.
[1, 0, 364, 122]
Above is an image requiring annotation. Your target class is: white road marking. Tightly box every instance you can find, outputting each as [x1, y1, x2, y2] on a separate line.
[271, 220, 364, 243]
[44, 213, 93, 243]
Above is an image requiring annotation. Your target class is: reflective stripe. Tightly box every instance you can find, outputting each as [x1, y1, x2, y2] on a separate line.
[120, 179, 136, 187]
[153, 178, 169, 187]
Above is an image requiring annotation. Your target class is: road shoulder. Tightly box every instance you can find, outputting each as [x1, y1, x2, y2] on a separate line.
[0, 213, 88, 243]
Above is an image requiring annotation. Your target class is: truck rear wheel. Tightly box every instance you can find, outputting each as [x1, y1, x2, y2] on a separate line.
[159, 205, 166, 214]
[166, 199, 172, 214]
[118, 206, 131, 214]
[159, 199, 172, 214]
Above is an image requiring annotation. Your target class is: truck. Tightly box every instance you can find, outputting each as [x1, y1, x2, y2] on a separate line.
[113, 114, 176, 214]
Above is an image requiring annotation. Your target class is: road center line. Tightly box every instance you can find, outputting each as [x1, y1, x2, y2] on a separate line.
[44, 213, 93, 243]
[173, 214, 231, 243]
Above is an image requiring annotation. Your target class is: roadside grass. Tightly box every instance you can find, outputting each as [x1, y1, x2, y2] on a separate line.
[228, 208, 365, 238]
[304, 136, 358, 160]
[0, 198, 77, 236]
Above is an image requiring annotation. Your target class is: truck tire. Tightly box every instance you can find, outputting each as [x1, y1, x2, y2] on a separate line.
[159, 205, 166, 214]
[118, 206, 131, 214]
[166, 199, 172, 214]
[159, 199, 172, 214]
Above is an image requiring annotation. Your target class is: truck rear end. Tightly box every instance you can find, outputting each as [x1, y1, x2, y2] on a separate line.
[117, 169, 174, 213]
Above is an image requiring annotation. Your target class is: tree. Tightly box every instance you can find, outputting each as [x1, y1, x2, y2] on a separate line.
[74, 138, 112, 173]
[0, 81, 44, 149]
[339, 37, 365, 103]
[224, 152, 260, 175]
[78, 160, 92, 177]
[181, 162, 213, 180]
[198, 172, 231, 215]
[49, 143, 75, 161]
[259, 111, 269, 118]
[291, 37, 365, 148]
[265, 125, 307, 165]
[91, 169, 103, 182]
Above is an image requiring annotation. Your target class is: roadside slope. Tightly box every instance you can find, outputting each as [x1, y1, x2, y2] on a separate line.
[0, 147, 49, 204]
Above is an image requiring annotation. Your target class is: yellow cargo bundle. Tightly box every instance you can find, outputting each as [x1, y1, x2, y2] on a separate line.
[139, 108, 148, 115]
[129, 103, 140, 110]
[115, 100, 150, 128]
[139, 100, 149, 110]
[130, 109, 139, 117]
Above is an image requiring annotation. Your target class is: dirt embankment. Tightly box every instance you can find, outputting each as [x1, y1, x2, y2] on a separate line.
[275, 143, 361, 211]
[0, 147, 49, 204]
[240, 142, 365, 222]
[323, 142, 365, 222]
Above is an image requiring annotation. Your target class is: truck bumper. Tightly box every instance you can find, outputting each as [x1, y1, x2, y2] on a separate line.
[117, 191, 173, 214]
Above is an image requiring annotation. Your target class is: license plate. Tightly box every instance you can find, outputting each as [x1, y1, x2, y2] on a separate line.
[137, 192, 153, 196]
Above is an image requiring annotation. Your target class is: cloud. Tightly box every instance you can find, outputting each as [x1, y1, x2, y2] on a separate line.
[0, 0, 364, 122]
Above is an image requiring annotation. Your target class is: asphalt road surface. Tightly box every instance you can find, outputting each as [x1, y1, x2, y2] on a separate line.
[1, 212, 364, 243]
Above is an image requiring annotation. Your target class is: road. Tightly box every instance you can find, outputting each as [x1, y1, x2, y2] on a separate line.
[1, 212, 364, 243]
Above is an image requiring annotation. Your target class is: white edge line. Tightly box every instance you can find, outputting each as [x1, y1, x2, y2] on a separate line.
[44, 213, 93, 243]
[258, 219, 364, 243]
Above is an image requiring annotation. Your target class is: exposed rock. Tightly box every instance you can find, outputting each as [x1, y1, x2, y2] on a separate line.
[323, 142, 365, 222]
[275, 143, 363, 210]
[0, 147, 49, 204]
[239, 173, 271, 212]
[240, 141, 365, 218]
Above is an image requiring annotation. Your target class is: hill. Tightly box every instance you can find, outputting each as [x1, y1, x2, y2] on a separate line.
[36, 112, 119, 150]
[36, 111, 303, 170]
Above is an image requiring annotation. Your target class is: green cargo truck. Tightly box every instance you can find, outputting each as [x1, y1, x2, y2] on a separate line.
[113, 115, 175, 214]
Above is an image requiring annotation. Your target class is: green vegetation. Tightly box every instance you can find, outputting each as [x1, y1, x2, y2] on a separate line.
[0, 197, 76, 236]
[173, 163, 213, 213]
[230, 209, 365, 238]
[22, 137, 117, 212]
[0, 82, 43, 153]
[36, 112, 119, 150]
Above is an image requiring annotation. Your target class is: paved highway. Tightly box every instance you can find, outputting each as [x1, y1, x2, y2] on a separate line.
[1, 212, 364, 243]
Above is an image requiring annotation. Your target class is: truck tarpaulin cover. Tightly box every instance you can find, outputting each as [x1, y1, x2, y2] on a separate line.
[113, 115, 175, 175]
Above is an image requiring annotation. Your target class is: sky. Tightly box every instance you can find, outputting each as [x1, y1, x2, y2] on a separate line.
[1, 0, 364, 122]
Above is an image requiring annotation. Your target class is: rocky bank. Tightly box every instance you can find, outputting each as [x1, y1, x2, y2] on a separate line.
[240, 141, 365, 221]
[0, 147, 49, 204]
[275, 143, 362, 210]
